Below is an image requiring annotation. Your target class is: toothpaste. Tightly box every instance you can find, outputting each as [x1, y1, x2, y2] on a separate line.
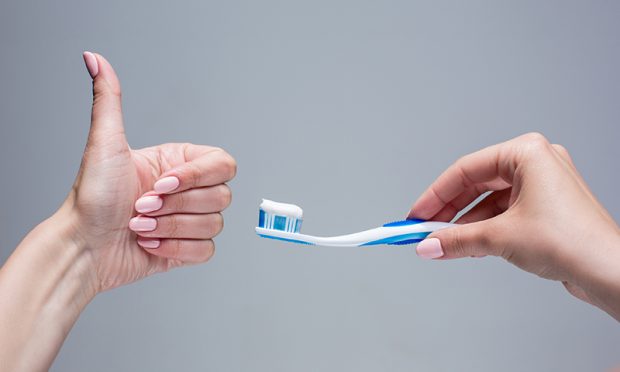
[259, 199, 303, 218]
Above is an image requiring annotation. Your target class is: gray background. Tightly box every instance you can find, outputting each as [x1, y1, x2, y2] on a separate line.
[1, 0, 619, 371]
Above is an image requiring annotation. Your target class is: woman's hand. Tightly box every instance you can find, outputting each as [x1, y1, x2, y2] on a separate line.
[408, 133, 620, 320]
[73, 52, 236, 292]
[0, 53, 236, 371]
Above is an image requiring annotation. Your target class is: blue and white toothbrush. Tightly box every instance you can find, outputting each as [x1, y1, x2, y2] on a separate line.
[255, 199, 454, 247]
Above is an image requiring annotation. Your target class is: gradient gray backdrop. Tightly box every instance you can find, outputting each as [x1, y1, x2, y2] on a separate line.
[1, 1, 619, 371]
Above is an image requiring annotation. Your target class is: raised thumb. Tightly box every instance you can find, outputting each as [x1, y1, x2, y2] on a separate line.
[82, 52, 128, 156]
[416, 221, 499, 259]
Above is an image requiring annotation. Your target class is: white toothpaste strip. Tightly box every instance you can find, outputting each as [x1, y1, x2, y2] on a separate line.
[260, 199, 303, 218]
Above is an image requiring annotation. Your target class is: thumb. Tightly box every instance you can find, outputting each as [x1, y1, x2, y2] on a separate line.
[82, 51, 128, 156]
[416, 221, 500, 259]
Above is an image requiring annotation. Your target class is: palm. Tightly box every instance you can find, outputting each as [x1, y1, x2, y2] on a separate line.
[75, 142, 194, 290]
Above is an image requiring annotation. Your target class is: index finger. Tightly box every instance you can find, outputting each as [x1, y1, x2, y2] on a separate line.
[408, 140, 517, 220]
[154, 146, 237, 194]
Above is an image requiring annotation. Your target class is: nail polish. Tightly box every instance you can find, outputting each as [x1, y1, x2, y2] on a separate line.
[129, 216, 157, 232]
[416, 238, 444, 259]
[154, 176, 180, 193]
[82, 51, 99, 78]
[135, 195, 163, 213]
[137, 238, 160, 249]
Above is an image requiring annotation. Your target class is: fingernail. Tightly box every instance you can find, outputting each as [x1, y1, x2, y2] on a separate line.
[129, 216, 157, 232]
[82, 51, 99, 78]
[137, 238, 160, 249]
[135, 195, 163, 213]
[416, 238, 444, 259]
[154, 176, 180, 193]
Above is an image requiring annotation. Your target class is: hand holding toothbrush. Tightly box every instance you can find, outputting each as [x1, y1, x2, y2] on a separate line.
[408, 132, 620, 321]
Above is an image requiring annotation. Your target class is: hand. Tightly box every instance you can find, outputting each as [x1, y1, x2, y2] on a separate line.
[0, 52, 236, 372]
[72, 52, 236, 292]
[408, 133, 620, 320]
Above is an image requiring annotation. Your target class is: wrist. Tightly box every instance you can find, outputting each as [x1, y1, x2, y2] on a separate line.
[45, 197, 100, 306]
[575, 226, 620, 321]
[0, 196, 98, 370]
[6, 200, 99, 309]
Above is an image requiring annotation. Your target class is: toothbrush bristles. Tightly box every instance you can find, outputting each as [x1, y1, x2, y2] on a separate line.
[258, 209, 303, 233]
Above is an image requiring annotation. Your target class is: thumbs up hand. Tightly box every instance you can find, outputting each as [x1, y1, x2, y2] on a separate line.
[73, 52, 236, 292]
[0, 53, 236, 370]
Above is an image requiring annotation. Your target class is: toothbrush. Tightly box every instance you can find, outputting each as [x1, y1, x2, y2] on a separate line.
[255, 199, 454, 247]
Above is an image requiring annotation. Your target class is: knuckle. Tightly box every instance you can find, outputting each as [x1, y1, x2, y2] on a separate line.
[449, 229, 469, 258]
[521, 131, 548, 144]
[203, 240, 215, 262]
[224, 154, 237, 179]
[523, 132, 549, 149]
[551, 143, 567, 153]
[551, 143, 572, 161]
[453, 155, 475, 184]
[166, 215, 180, 236]
[454, 154, 469, 168]
[205, 214, 224, 237]
[214, 149, 237, 179]
[170, 239, 183, 261]
[481, 221, 504, 257]
[94, 86, 122, 100]
[184, 161, 202, 187]
[175, 191, 186, 212]
[212, 213, 224, 235]
[518, 132, 551, 157]
[219, 184, 232, 209]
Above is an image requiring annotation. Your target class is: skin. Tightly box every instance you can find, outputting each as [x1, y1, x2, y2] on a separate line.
[0, 53, 236, 371]
[409, 132, 620, 321]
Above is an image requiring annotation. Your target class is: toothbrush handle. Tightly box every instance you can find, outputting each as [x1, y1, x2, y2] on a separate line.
[256, 220, 455, 247]
[362, 219, 455, 246]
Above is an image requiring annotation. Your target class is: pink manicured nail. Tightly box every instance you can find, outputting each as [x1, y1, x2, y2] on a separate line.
[137, 238, 160, 249]
[135, 195, 163, 213]
[154, 176, 180, 193]
[416, 238, 444, 259]
[129, 216, 157, 232]
[82, 51, 99, 78]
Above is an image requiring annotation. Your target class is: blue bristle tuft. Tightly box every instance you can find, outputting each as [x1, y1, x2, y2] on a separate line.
[274, 216, 286, 231]
[258, 209, 302, 233]
[258, 210, 265, 228]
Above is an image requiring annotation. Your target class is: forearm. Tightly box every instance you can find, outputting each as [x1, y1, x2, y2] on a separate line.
[0, 205, 97, 372]
[576, 226, 620, 322]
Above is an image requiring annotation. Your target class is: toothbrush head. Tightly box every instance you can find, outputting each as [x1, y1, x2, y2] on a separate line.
[258, 199, 303, 233]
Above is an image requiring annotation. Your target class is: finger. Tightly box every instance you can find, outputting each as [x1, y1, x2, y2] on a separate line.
[138, 238, 215, 264]
[415, 220, 503, 260]
[129, 213, 223, 239]
[408, 144, 511, 220]
[152, 146, 237, 194]
[562, 281, 596, 306]
[454, 189, 511, 224]
[408, 132, 548, 220]
[134, 184, 232, 216]
[82, 52, 129, 159]
[427, 185, 482, 222]
[551, 144, 575, 168]
[549, 143, 612, 224]
[427, 179, 510, 222]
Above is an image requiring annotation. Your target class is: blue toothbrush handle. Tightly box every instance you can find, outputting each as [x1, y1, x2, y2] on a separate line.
[367, 219, 452, 246]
